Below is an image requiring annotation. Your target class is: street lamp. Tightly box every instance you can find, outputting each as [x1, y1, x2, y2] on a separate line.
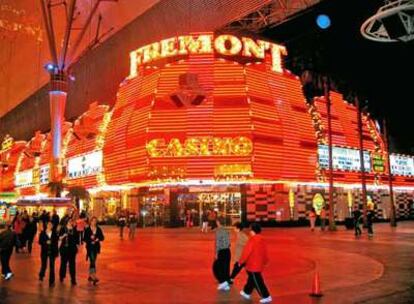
[382, 118, 397, 227]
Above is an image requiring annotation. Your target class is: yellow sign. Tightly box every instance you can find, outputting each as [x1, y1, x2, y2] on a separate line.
[312, 193, 325, 215]
[1, 135, 13, 152]
[147, 136, 253, 158]
[129, 34, 287, 78]
[214, 164, 252, 176]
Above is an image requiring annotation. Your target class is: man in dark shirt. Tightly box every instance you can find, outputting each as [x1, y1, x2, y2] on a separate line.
[0, 223, 16, 280]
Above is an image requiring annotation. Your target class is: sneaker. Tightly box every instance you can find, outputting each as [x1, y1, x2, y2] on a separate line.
[240, 290, 251, 300]
[217, 281, 229, 291]
[4, 273, 13, 280]
[260, 296, 273, 303]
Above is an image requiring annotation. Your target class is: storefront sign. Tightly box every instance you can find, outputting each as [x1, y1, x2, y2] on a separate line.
[390, 154, 414, 176]
[129, 34, 287, 78]
[318, 145, 371, 172]
[147, 136, 253, 158]
[15, 170, 33, 187]
[67, 151, 103, 179]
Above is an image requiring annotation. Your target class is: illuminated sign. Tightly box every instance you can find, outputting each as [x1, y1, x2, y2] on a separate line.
[39, 165, 50, 185]
[312, 193, 325, 215]
[147, 136, 253, 158]
[214, 164, 252, 176]
[67, 150, 103, 179]
[129, 34, 287, 78]
[15, 170, 33, 188]
[390, 154, 414, 176]
[318, 145, 371, 172]
[372, 154, 385, 173]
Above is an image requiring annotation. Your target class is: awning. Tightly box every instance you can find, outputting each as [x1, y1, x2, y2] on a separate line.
[16, 197, 73, 207]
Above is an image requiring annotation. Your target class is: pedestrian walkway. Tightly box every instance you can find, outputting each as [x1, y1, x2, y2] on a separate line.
[1, 222, 414, 303]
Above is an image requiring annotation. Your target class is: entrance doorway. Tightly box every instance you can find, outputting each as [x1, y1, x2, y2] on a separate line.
[177, 192, 241, 227]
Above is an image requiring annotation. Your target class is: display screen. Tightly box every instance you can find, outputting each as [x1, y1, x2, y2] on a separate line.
[390, 154, 414, 176]
[318, 145, 371, 172]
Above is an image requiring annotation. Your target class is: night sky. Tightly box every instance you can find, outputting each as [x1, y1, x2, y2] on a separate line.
[263, 0, 413, 154]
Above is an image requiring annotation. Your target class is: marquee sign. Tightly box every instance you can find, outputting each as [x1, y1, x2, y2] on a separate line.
[390, 154, 414, 176]
[318, 145, 371, 172]
[147, 136, 253, 158]
[129, 34, 287, 78]
[67, 150, 103, 179]
[15, 170, 33, 188]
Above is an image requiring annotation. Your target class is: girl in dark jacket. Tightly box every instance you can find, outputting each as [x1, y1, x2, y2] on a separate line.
[59, 219, 79, 285]
[84, 217, 104, 285]
[38, 221, 59, 287]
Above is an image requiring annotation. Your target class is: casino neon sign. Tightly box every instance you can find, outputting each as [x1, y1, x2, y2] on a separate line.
[129, 34, 287, 78]
[147, 136, 253, 158]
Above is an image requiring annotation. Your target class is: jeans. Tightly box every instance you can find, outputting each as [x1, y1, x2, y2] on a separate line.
[60, 251, 77, 282]
[129, 224, 137, 239]
[1, 248, 13, 275]
[39, 254, 56, 284]
[88, 251, 98, 274]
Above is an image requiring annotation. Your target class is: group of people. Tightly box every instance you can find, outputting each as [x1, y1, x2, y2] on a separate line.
[353, 207, 375, 238]
[308, 206, 327, 231]
[309, 206, 375, 237]
[213, 219, 272, 303]
[0, 209, 104, 287]
[117, 211, 138, 239]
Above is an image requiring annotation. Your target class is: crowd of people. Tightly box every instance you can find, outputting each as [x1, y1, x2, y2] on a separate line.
[0, 209, 104, 287]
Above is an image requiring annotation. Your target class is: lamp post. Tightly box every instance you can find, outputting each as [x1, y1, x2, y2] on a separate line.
[356, 97, 368, 226]
[323, 77, 336, 231]
[383, 118, 397, 227]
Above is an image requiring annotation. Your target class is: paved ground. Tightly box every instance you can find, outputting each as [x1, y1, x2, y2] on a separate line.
[1, 221, 414, 304]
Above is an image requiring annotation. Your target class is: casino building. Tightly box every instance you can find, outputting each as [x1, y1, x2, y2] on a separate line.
[1, 33, 414, 226]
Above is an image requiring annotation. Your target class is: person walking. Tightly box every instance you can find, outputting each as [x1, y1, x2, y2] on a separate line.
[39, 221, 59, 287]
[213, 217, 231, 291]
[84, 217, 104, 285]
[320, 207, 327, 231]
[0, 223, 17, 280]
[201, 210, 209, 233]
[352, 207, 362, 237]
[51, 210, 60, 232]
[59, 219, 79, 285]
[367, 208, 374, 238]
[12, 215, 24, 253]
[229, 222, 248, 284]
[24, 216, 37, 254]
[128, 212, 138, 239]
[239, 223, 272, 303]
[76, 215, 87, 244]
[40, 210, 49, 230]
[117, 212, 127, 239]
[309, 208, 316, 232]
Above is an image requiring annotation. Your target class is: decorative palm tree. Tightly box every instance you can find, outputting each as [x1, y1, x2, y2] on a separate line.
[47, 181, 66, 198]
[67, 186, 90, 211]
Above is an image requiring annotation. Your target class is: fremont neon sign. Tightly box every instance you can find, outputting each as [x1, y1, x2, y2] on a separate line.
[147, 136, 253, 158]
[129, 34, 287, 78]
